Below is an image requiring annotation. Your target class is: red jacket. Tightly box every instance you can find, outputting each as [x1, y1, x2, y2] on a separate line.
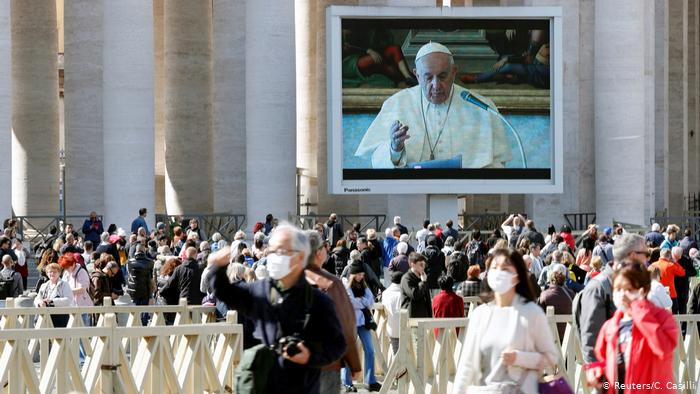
[432, 290, 464, 337]
[560, 232, 575, 251]
[594, 299, 678, 394]
[653, 258, 685, 298]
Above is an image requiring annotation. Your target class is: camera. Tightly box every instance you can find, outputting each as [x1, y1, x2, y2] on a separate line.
[276, 335, 302, 357]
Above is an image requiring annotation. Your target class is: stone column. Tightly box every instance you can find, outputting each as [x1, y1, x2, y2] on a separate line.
[523, 0, 591, 229]
[102, 0, 155, 229]
[212, 0, 246, 214]
[654, 0, 668, 214]
[695, 0, 700, 197]
[63, 0, 103, 216]
[594, 0, 655, 225]
[164, 0, 213, 214]
[296, 0, 319, 214]
[0, 0, 9, 219]
[689, 0, 699, 196]
[11, 0, 60, 216]
[153, 0, 165, 214]
[667, 0, 688, 216]
[313, 0, 359, 218]
[246, 0, 297, 224]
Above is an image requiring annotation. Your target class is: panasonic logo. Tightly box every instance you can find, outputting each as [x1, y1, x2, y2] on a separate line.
[344, 187, 370, 192]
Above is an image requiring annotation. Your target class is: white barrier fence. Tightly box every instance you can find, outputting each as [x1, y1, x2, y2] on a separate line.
[0, 298, 242, 394]
[1, 295, 699, 393]
[362, 297, 700, 394]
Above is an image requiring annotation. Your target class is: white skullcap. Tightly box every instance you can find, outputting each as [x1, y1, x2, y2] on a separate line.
[415, 41, 452, 60]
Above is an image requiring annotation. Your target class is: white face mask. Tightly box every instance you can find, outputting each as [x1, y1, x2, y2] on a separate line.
[613, 289, 643, 312]
[613, 290, 627, 312]
[266, 253, 294, 280]
[487, 269, 516, 295]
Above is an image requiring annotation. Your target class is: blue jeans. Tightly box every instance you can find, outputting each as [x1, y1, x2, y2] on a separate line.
[342, 326, 376, 386]
[477, 59, 550, 88]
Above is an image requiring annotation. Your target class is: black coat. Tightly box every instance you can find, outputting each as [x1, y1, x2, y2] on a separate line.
[400, 270, 432, 318]
[161, 258, 204, 305]
[213, 271, 347, 394]
[422, 245, 446, 289]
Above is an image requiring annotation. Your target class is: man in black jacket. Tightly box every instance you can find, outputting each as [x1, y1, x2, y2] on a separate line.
[422, 235, 446, 291]
[161, 246, 205, 306]
[400, 252, 432, 318]
[210, 224, 347, 394]
[126, 245, 155, 325]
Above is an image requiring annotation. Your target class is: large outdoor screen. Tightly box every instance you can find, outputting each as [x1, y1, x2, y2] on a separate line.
[327, 6, 563, 194]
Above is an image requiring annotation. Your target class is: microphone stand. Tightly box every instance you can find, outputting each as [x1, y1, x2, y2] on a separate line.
[460, 91, 528, 168]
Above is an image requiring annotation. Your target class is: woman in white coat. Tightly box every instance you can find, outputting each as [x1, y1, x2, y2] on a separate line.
[453, 248, 559, 394]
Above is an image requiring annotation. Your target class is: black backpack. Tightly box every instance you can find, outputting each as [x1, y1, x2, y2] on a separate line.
[466, 240, 485, 269]
[447, 252, 468, 283]
[0, 272, 15, 300]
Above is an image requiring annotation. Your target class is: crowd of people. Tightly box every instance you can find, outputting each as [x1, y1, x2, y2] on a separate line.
[0, 210, 696, 393]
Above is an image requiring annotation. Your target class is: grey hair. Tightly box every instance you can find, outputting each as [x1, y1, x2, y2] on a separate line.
[100, 232, 109, 243]
[394, 216, 401, 224]
[672, 246, 683, 260]
[212, 232, 222, 242]
[305, 230, 324, 267]
[399, 234, 409, 243]
[613, 233, 645, 262]
[1, 254, 11, 265]
[271, 223, 310, 268]
[350, 249, 361, 262]
[651, 223, 661, 232]
[227, 262, 246, 283]
[397, 242, 408, 255]
[660, 248, 672, 259]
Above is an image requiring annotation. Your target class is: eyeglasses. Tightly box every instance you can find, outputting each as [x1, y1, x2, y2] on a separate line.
[632, 250, 651, 258]
[615, 260, 645, 271]
[268, 249, 299, 256]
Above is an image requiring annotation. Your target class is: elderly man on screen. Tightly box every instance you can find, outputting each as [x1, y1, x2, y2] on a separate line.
[355, 42, 512, 169]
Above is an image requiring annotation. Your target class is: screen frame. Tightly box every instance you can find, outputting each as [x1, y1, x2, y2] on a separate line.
[327, 5, 563, 195]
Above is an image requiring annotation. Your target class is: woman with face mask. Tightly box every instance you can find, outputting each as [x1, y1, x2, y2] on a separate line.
[453, 248, 559, 393]
[585, 264, 678, 393]
[341, 262, 381, 393]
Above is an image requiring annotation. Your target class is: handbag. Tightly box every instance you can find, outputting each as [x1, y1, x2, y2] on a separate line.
[538, 374, 574, 394]
[538, 354, 574, 394]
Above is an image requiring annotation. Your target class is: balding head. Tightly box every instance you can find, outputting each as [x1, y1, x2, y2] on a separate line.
[1, 254, 11, 267]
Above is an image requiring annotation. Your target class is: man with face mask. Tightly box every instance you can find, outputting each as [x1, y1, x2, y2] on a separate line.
[355, 41, 511, 169]
[575, 233, 648, 364]
[209, 224, 347, 394]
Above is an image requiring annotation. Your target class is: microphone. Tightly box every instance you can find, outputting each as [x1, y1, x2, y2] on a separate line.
[459, 89, 528, 168]
[460, 90, 492, 112]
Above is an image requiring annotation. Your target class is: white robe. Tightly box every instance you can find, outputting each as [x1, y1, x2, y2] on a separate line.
[354, 84, 512, 168]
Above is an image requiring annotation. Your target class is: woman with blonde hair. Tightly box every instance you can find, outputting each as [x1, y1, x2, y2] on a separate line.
[34, 262, 72, 327]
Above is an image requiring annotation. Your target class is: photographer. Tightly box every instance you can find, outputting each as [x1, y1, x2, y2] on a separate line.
[342, 262, 381, 392]
[34, 262, 72, 327]
[209, 224, 346, 394]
